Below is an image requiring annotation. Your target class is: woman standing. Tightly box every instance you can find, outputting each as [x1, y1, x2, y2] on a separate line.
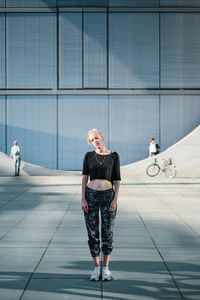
[81, 129, 121, 281]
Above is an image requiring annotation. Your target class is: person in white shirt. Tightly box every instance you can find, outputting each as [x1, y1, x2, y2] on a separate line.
[10, 140, 21, 176]
[149, 138, 160, 157]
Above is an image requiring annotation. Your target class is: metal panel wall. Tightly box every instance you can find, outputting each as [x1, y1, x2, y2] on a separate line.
[6, 0, 56, 7]
[109, 0, 159, 7]
[161, 96, 200, 150]
[59, 13, 82, 88]
[0, 96, 5, 152]
[58, 0, 108, 6]
[84, 13, 107, 88]
[109, 13, 159, 88]
[161, 13, 200, 88]
[160, 0, 200, 7]
[7, 96, 57, 169]
[6, 13, 56, 88]
[0, 13, 5, 88]
[109, 95, 160, 165]
[58, 95, 108, 170]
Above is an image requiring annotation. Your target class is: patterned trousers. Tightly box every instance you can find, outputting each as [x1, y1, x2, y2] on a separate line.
[84, 186, 117, 257]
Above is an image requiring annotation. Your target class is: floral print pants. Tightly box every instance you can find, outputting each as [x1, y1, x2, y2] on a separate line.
[84, 186, 117, 257]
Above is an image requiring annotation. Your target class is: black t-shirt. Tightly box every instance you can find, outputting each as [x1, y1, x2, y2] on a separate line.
[82, 151, 121, 185]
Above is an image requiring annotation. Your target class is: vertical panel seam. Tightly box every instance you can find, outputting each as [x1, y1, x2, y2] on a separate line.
[56, 95, 58, 169]
[82, 9, 84, 88]
[56, 2, 59, 89]
[159, 6, 161, 89]
[5, 8, 7, 153]
[5, 10, 7, 88]
[108, 94, 110, 149]
[159, 2, 161, 148]
[5, 95, 7, 154]
[159, 95, 161, 148]
[107, 7, 109, 89]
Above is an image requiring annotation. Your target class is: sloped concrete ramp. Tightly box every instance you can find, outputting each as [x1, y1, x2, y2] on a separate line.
[0, 152, 78, 177]
[0, 125, 200, 177]
[121, 125, 200, 178]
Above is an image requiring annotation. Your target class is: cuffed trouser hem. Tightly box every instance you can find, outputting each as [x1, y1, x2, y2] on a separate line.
[102, 249, 113, 256]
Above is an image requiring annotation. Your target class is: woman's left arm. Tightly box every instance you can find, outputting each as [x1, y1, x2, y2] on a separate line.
[109, 180, 120, 212]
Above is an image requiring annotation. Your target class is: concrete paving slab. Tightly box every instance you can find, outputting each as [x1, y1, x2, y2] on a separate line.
[33, 248, 94, 279]
[175, 278, 200, 300]
[1, 175, 200, 300]
[21, 279, 101, 300]
[22, 211, 65, 224]
[158, 248, 200, 261]
[166, 260, 200, 278]
[113, 236, 154, 248]
[0, 279, 28, 300]
[102, 278, 182, 300]
[0, 248, 45, 277]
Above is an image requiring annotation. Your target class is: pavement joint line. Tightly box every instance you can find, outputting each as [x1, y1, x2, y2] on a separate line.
[0, 181, 75, 241]
[146, 186, 200, 238]
[127, 188, 185, 300]
[19, 184, 80, 300]
[100, 249, 103, 300]
[0, 201, 42, 242]
[0, 197, 56, 242]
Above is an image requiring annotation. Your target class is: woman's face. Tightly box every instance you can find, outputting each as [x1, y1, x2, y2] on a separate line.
[89, 133, 103, 149]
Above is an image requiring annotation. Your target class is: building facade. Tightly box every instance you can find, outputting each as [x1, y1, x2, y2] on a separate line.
[0, 0, 200, 170]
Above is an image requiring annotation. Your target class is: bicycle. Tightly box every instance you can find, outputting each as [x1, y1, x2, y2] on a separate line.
[146, 157, 177, 178]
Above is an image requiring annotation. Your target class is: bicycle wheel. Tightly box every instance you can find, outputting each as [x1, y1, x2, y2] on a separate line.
[165, 164, 177, 178]
[146, 164, 160, 177]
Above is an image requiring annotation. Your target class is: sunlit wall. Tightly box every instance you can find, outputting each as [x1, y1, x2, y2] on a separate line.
[0, 0, 200, 169]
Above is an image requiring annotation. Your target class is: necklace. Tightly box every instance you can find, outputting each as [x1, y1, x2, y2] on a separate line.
[95, 152, 107, 165]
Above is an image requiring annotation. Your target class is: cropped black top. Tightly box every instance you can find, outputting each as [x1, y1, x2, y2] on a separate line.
[82, 151, 121, 185]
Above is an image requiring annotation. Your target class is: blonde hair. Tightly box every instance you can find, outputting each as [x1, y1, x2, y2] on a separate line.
[14, 140, 19, 145]
[87, 128, 104, 144]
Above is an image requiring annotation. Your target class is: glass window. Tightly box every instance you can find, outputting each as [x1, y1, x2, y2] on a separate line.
[161, 13, 200, 88]
[0, 13, 5, 88]
[58, 95, 108, 170]
[161, 96, 200, 150]
[6, 0, 56, 7]
[109, 95, 159, 165]
[109, 0, 159, 7]
[58, 0, 108, 7]
[0, 96, 6, 153]
[59, 13, 82, 88]
[0, 0, 5, 7]
[84, 13, 107, 88]
[109, 13, 159, 88]
[7, 13, 57, 88]
[7, 95, 57, 169]
[160, 0, 200, 7]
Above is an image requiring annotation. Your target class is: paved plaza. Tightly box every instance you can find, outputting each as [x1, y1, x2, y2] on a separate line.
[0, 174, 200, 299]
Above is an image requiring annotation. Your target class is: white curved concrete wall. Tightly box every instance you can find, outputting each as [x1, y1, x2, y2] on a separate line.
[1, 125, 200, 177]
[121, 125, 200, 178]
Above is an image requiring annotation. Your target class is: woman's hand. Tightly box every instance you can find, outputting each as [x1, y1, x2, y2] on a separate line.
[82, 199, 88, 213]
[108, 200, 117, 212]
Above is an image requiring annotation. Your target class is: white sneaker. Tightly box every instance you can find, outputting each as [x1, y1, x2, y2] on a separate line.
[102, 268, 113, 281]
[90, 267, 100, 281]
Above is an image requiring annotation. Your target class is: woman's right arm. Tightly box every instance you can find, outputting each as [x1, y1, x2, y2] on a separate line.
[81, 175, 89, 213]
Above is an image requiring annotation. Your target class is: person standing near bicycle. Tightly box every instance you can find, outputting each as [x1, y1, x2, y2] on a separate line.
[149, 138, 160, 157]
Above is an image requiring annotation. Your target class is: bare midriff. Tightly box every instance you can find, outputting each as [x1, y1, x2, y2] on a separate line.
[87, 179, 112, 191]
